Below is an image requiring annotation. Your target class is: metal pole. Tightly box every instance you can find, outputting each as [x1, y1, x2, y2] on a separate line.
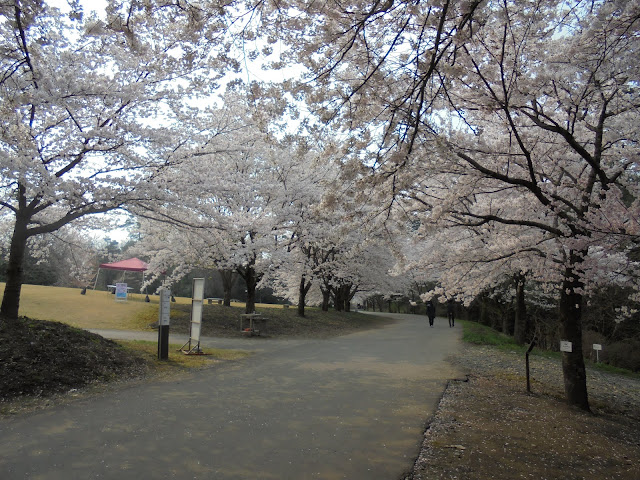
[93, 268, 100, 290]
[158, 288, 171, 360]
[526, 339, 536, 394]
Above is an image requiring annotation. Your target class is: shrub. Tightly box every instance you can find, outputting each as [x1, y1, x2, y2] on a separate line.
[601, 339, 640, 373]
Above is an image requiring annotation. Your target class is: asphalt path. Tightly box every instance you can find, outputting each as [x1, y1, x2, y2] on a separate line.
[0, 313, 461, 479]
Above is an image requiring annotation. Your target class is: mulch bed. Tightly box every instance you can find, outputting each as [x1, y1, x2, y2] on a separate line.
[0, 317, 148, 402]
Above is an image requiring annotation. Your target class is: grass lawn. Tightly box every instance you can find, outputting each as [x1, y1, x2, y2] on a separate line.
[0, 283, 266, 330]
[0, 283, 392, 338]
[0, 283, 156, 330]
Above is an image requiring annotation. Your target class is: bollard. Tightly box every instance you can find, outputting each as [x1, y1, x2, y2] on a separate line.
[526, 339, 536, 394]
[158, 288, 171, 360]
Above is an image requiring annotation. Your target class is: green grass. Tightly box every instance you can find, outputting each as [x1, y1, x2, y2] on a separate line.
[461, 320, 639, 378]
[461, 320, 522, 349]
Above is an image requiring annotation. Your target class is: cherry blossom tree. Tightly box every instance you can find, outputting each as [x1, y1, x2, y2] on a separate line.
[260, 141, 336, 316]
[130, 86, 294, 313]
[0, 0, 237, 320]
[400, 1, 640, 411]
[255, 0, 640, 410]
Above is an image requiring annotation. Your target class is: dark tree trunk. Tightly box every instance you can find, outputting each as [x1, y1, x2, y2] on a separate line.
[344, 284, 357, 312]
[236, 262, 259, 314]
[244, 269, 257, 314]
[559, 254, 590, 411]
[321, 288, 330, 312]
[334, 285, 344, 311]
[479, 295, 489, 326]
[1, 215, 29, 321]
[218, 269, 234, 307]
[297, 275, 312, 317]
[513, 273, 528, 344]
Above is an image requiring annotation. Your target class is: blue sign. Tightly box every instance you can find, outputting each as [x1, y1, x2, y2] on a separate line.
[115, 283, 128, 300]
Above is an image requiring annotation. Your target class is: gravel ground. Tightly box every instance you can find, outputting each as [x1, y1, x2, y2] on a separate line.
[407, 345, 640, 479]
[455, 345, 640, 418]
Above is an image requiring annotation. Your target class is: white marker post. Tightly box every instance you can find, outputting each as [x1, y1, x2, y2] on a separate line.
[593, 343, 602, 363]
[158, 288, 171, 360]
[181, 278, 205, 354]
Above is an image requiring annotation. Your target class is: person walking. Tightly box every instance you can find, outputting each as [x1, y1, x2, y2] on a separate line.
[447, 300, 455, 328]
[426, 300, 436, 327]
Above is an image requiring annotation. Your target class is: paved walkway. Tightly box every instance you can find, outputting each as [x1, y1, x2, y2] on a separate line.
[0, 313, 461, 479]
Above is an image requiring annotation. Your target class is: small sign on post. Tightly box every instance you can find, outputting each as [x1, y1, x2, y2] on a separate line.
[158, 288, 171, 360]
[593, 343, 602, 362]
[560, 340, 573, 353]
[115, 283, 128, 301]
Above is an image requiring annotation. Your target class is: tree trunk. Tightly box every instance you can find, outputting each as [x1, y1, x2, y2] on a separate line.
[218, 269, 234, 307]
[559, 255, 590, 411]
[244, 267, 257, 314]
[334, 285, 344, 311]
[321, 288, 330, 312]
[0, 215, 29, 321]
[297, 275, 312, 317]
[479, 295, 488, 326]
[236, 263, 259, 314]
[513, 273, 528, 344]
[344, 284, 357, 312]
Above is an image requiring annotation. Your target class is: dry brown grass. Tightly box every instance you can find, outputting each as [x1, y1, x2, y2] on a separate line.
[0, 283, 299, 332]
[410, 346, 640, 480]
[0, 283, 155, 330]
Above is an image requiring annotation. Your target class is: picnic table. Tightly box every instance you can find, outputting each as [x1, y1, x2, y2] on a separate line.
[107, 285, 134, 294]
[239, 313, 268, 336]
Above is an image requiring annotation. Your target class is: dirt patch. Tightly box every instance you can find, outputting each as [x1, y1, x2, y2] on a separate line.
[0, 317, 149, 409]
[408, 346, 640, 480]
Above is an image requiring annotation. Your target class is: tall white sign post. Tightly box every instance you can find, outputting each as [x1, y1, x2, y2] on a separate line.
[181, 278, 205, 354]
[158, 288, 171, 360]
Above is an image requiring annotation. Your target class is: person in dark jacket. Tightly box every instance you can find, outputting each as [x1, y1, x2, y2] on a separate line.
[426, 300, 436, 327]
[447, 299, 455, 327]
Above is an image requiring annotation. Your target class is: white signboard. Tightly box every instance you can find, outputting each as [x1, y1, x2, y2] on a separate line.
[593, 344, 602, 351]
[189, 278, 205, 344]
[193, 278, 205, 301]
[159, 289, 171, 326]
[560, 341, 573, 353]
[115, 283, 128, 301]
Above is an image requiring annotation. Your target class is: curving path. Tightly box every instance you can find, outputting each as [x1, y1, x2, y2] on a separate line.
[0, 313, 461, 479]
